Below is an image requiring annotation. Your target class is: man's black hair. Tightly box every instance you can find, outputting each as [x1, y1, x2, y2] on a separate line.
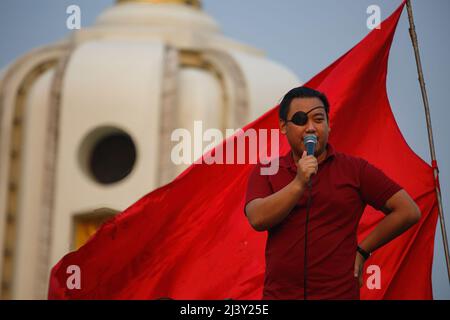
[279, 86, 330, 121]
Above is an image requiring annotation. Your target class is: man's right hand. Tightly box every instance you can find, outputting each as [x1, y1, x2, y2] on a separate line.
[295, 150, 318, 186]
[246, 151, 313, 231]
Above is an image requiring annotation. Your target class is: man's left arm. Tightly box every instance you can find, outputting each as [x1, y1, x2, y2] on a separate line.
[354, 187, 421, 286]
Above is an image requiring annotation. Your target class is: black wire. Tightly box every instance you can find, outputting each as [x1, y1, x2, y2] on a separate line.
[304, 179, 312, 300]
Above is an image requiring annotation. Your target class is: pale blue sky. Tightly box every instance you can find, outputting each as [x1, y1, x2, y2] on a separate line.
[1, 0, 449, 299]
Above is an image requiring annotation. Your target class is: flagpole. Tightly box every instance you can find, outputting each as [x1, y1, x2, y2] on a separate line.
[405, 0, 450, 284]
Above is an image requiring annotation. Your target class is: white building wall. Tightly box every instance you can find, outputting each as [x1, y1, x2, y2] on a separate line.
[50, 40, 166, 267]
[175, 67, 223, 175]
[13, 69, 55, 299]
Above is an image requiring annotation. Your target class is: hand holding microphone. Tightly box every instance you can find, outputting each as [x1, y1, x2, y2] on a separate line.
[295, 135, 318, 187]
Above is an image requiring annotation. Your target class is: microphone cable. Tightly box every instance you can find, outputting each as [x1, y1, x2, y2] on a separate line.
[304, 179, 313, 300]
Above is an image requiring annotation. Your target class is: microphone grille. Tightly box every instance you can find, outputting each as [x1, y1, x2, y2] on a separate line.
[304, 134, 317, 144]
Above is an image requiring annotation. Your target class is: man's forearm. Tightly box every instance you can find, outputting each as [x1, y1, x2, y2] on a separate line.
[246, 179, 305, 231]
[359, 209, 420, 254]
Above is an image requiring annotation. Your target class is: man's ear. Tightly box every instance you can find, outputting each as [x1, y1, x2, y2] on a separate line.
[279, 119, 287, 134]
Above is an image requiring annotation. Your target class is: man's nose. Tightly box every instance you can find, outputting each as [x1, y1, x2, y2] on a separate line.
[305, 119, 316, 133]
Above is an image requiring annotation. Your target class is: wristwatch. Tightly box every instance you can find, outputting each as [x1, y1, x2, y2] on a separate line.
[357, 245, 371, 260]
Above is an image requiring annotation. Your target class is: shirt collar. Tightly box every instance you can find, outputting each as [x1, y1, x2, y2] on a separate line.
[279, 143, 336, 170]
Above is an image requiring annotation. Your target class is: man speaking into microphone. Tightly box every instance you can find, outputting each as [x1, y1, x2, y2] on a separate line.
[244, 86, 421, 300]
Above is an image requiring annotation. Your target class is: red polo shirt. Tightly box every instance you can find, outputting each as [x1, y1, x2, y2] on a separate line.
[245, 144, 402, 300]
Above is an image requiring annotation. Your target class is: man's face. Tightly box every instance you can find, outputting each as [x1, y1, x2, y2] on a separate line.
[279, 97, 330, 158]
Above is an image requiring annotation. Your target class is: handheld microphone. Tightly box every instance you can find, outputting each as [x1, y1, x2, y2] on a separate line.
[303, 134, 317, 156]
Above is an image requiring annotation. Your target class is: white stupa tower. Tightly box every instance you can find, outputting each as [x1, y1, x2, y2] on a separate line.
[0, 0, 300, 299]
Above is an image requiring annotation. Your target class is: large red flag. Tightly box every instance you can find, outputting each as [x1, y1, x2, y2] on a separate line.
[49, 1, 438, 299]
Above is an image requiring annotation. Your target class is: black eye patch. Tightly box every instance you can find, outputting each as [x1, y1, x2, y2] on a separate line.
[290, 111, 308, 126]
[287, 106, 325, 126]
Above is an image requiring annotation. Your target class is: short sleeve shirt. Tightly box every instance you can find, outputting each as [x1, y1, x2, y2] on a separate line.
[245, 144, 402, 300]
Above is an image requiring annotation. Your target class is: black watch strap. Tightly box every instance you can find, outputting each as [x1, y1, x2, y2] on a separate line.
[357, 245, 371, 260]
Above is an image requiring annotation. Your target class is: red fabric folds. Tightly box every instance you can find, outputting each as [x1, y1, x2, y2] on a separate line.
[49, 1, 438, 300]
